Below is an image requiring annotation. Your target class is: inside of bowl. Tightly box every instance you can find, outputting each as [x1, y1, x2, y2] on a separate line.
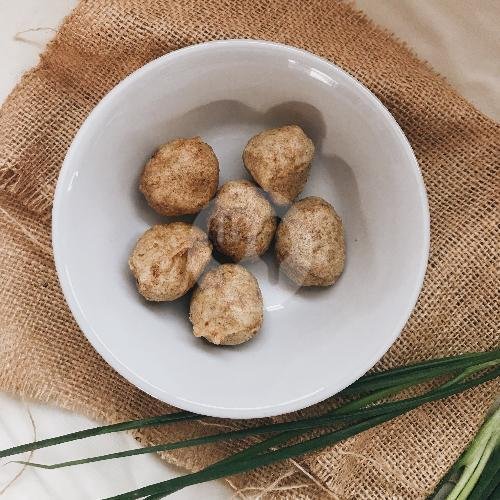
[54, 42, 428, 417]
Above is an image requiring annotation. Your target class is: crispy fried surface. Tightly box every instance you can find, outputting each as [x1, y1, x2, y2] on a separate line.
[276, 196, 345, 286]
[189, 264, 263, 345]
[140, 137, 219, 216]
[243, 125, 314, 206]
[208, 180, 277, 262]
[129, 222, 212, 301]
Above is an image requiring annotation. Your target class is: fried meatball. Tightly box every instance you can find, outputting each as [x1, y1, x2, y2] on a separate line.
[275, 197, 345, 286]
[189, 264, 263, 345]
[243, 125, 314, 206]
[129, 222, 212, 301]
[208, 180, 277, 262]
[140, 137, 219, 216]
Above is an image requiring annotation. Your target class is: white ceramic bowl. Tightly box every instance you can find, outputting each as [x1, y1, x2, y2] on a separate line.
[53, 40, 429, 419]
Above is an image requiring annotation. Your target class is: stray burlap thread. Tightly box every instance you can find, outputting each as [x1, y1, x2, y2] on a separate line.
[0, 0, 499, 498]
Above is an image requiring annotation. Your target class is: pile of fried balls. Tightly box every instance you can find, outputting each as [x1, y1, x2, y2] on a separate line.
[129, 125, 345, 346]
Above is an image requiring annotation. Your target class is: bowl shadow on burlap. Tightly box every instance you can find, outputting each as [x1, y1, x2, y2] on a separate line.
[126, 99, 366, 344]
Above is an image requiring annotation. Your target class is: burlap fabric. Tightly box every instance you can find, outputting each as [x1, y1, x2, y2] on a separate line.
[0, 0, 498, 498]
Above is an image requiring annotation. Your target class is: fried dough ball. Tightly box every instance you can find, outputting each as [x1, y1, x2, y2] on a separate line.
[243, 125, 314, 206]
[208, 180, 277, 262]
[275, 197, 345, 286]
[140, 137, 219, 216]
[189, 264, 263, 345]
[129, 222, 212, 301]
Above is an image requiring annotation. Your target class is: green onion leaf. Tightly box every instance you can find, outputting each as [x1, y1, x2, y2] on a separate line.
[0, 411, 198, 459]
[104, 365, 500, 499]
[1, 350, 497, 500]
[343, 350, 500, 395]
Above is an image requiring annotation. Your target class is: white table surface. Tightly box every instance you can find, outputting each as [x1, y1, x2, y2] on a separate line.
[0, 1, 498, 499]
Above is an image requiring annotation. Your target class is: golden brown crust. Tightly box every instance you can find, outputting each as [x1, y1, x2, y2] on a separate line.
[207, 180, 277, 262]
[242, 125, 314, 206]
[189, 264, 263, 345]
[275, 196, 345, 286]
[129, 222, 212, 301]
[140, 137, 219, 216]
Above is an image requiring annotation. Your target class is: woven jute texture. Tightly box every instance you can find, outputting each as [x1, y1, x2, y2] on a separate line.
[0, 0, 499, 498]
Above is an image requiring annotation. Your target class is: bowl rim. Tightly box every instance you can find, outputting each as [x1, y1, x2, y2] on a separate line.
[52, 39, 430, 419]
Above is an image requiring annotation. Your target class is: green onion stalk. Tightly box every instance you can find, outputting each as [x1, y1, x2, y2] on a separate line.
[0, 349, 498, 500]
[429, 399, 500, 500]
